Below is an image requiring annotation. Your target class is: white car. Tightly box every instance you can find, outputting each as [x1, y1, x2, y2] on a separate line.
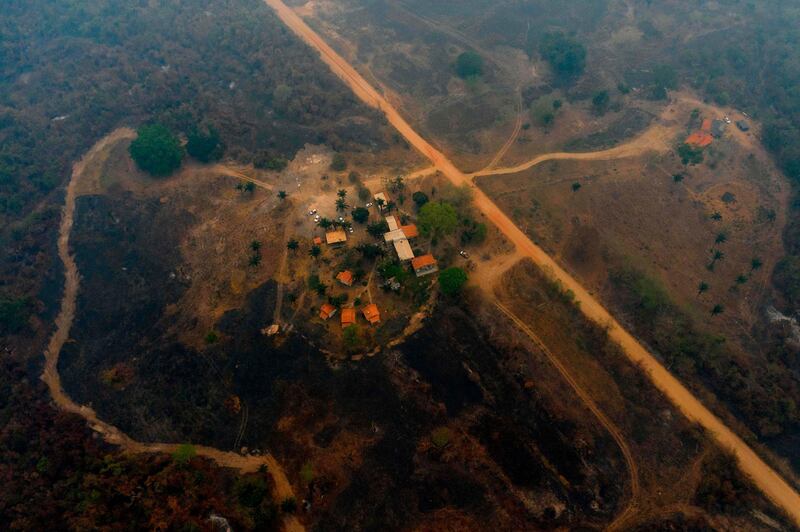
[459, 250, 469, 258]
[348, 227, 354, 233]
[338, 216, 344, 222]
[365, 202, 373, 208]
[314, 215, 320, 222]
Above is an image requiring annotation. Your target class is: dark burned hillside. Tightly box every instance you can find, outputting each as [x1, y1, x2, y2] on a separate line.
[0, 0, 394, 359]
[0, 357, 281, 531]
[62, 181, 628, 529]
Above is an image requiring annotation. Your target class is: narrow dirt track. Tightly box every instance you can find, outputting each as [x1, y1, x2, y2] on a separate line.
[264, 0, 800, 525]
[483, 88, 523, 171]
[496, 302, 640, 530]
[42, 128, 303, 532]
[471, 121, 673, 178]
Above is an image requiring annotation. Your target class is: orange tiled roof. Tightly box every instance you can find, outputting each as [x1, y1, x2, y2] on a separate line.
[319, 303, 337, 320]
[401, 224, 419, 238]
[686, 131, 713, 147]
[341, 308, 356, 327]
[313, 236, 322, 245]
[362, 303, 381, 325]
[412, 254, 437, 270]
[701, 118, 712, 132]
[336, 270, 354, 286]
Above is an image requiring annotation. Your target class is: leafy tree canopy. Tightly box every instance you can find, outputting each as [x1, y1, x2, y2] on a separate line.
[352, 207, 370, 224]
[455, 51, 484, 79]
[539, 32, 586, 80]
[186, 126, 224, 163]
[412, 191, 429, 207]
[418, 201, 458, 238]
[439, 267, 468, 296]
[129, 124, 184, 176]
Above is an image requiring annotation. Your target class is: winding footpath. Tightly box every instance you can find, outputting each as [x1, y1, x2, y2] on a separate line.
[263, 0, 800, 526]
[43, 128, 303, 532]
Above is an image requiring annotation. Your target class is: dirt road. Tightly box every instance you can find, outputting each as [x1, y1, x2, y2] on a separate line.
[43, 128, 303, 532]
[263, 0, 800, 525]
[472, 121, 674, 178]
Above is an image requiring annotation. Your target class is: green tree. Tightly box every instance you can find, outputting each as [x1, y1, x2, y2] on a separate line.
[243, 181, 255, 193]
[351, 207, 370, 224]
[412, 191, 429, 208]
[367, 220, 390, 238]
[735, 274, 749, 285]
[318, 217, 333, 229]
[710, 211, 722, 221]
[572, 182, 582, 192]
[711, 304, 724, 316]
[277, 190, 287, 200]
[250, 240, 261, 252]
[335, 198, 346, 211]
[309, 245, 321, 258]
[287, 239, 299, 250]
[678, 143, 704, 165]
[337, 189, 347, 198]
[539, 32, 586, 80]
[418, 201, 458, 238]
[750, 257, 763, 271]
[343, 324, 361, 350]
[129, 124, 184, 176]
[673, 173, 685, 182]
[186, 126, 224, 162]
[455, 51, 483, 79]
[715, 232, 728, 244]
[439, 267, 468, 296]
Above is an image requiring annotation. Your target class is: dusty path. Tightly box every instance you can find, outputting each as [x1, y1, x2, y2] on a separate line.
[495, 301, 640, 529]
[42, 128, 303, 532]
[264, 0, 800, 525]
[210, 163, 274, 190]
[483, 88, 523, 171]
[471, 121, 674, 178]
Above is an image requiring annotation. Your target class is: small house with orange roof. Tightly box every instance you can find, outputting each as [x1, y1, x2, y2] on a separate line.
[340, 308, 356, 328]
[411, 254, 438, 277]
[336, 270, 354, 287]
[319, 303, 337, 320]
[313, 236, 323, 246]
[401, 224, 419, 239]
[685, 118, 714, 147]
[362, 303, 381, 325]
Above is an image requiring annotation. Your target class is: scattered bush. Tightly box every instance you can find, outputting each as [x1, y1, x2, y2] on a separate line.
[455, 51, 484, 80]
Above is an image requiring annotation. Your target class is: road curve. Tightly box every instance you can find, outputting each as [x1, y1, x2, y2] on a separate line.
[42, 128, 303, 532]
[263, 0, 800, 525]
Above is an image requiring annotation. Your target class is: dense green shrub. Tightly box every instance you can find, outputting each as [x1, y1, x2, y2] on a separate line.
[129, 124, 184, 176]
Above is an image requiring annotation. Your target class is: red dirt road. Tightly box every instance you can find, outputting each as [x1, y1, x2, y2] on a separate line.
[264, 0, 800, 525]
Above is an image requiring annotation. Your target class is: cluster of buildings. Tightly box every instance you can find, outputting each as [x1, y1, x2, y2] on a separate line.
[313, 189, 441, 335]
[318, 301, 381, 328]
[382, 214, 438, 277]
[685, 117, 731, 148]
